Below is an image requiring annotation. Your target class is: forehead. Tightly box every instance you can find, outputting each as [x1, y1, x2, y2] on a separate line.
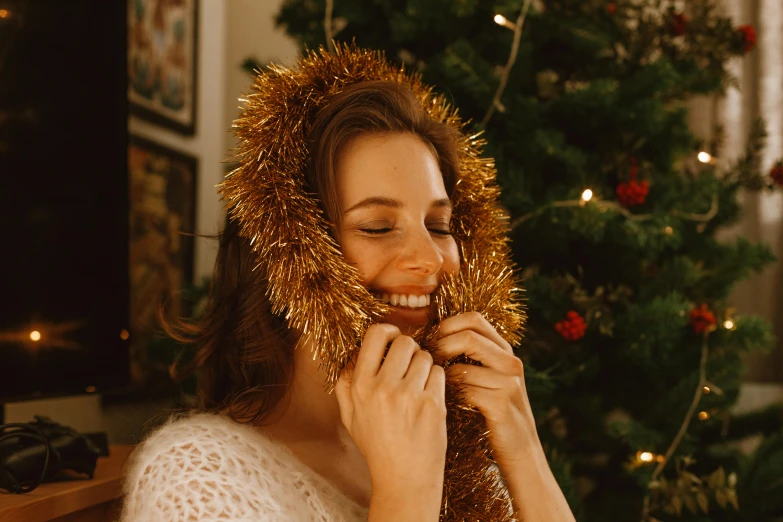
[335, 133, 448, 204]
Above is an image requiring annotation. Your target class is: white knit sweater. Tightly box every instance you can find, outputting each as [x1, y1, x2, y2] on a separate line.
[120, 412, 369, 521]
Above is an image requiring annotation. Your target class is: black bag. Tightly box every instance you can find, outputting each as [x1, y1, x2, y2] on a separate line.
[0, 416, 102, 494]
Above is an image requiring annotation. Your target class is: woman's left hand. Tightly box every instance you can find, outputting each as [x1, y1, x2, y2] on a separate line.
[435, 311, 542, 468]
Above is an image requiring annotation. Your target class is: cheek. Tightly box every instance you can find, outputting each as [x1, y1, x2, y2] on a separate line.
[339, 236, 381, 282]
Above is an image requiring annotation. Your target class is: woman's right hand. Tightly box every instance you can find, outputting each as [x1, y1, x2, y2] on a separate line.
[335, 323, 447, 498]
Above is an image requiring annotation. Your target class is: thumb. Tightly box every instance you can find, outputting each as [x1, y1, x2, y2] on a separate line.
[334, 367, 354, 433]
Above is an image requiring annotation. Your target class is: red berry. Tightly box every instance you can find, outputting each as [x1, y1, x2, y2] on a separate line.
[737, 25, 757, 53]
[689, 304, 717, 334]
[616, 180, 649, 207]
[770, 161, 783, 187]
[668, 12, 688, 36]
[556, 311, 586, 341]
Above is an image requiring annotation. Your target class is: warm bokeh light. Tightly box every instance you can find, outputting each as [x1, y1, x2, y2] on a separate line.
[703, 386, 711, 394]
[698, 411, 710, 421]
[698, 151, 712, 163]
[581, 189, 593, 202]
[0, 10, 10, 19]
[30, 330, 41, 341]
[494, 14, 508, 26]
[120, 329, 130, 340]
[639, 452, 654, 462]
[664, 226, 673, 235]
[723, 320, 734, 329]
[86, 386, 96, 393]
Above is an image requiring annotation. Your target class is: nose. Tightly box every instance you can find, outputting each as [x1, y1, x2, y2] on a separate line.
[396, 226, 444, 276]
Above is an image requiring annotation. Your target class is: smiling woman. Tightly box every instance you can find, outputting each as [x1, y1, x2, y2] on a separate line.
[336, 132, 460, 334]
[120, 47, 574, 522]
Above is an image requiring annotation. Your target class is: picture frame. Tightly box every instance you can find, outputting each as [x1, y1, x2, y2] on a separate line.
[128, 134, 197, 384]
[128, 0, 199, 135]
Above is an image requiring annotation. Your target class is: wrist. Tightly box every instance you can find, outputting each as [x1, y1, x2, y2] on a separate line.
[370, 481, 443, 522]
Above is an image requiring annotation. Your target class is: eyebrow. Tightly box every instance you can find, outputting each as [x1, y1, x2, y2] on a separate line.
[343, 197, 452, 214]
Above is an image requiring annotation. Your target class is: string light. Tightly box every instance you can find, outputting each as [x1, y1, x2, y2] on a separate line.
[703, 386, 711, 394]
[698, 411, 710, 421]
[29, 331, 41, 341]
[723, 319, 734, 329]
[493, 13, 516, 30]
[698, 151, 713, 163]
[0, 9, 10, 19]
[639, 452, 654, 463]
[581, 189, 594, 202]
[120, 329, 130, 340]
[483, 0, 532, 125]
[664, 226, 673, 235]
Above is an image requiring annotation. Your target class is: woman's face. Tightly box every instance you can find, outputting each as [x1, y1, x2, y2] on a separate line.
[335, 132, 460, 333]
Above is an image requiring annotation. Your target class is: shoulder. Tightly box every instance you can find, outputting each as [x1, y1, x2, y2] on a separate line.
[120, 411, 302, 521]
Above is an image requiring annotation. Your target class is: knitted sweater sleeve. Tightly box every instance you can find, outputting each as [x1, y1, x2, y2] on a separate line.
[119, 413, 317, 522]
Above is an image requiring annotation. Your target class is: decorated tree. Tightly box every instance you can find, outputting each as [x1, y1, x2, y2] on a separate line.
[248, 1, 783, 520]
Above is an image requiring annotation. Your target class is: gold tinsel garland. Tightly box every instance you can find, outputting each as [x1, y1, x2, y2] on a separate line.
[220, 43, 526, 521]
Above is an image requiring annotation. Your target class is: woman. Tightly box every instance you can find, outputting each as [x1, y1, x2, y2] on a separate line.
[121, 48, 575, 522]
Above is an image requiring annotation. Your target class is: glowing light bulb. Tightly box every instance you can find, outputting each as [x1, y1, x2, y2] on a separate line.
[698, 151, 712, 163]
[30, 331, 41, 341]
[703, 386, 711, 394]
[639, 452, 654, 462]
[581, 189, 593, 202]
[493, 14, 515, 29]
[723, 320, 734, 329]
[698, 411, 710, 421]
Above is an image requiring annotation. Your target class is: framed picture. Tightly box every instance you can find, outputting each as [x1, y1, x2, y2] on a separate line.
[128, 135, 197, 383]
[128, 0, 198, 135]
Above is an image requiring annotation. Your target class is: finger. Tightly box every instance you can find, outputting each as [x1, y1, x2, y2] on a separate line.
[424, 363, 446, 398]
[378, 335, 420, 382]
[437, 330, 520, 371]
[446, 363, 514, 390]
[439, 311, 513, 353]
[334, 369, 354, 432]
[456, 385, 500, 417]
[354, 323, 401, 380]
[402, 349, 434, 390]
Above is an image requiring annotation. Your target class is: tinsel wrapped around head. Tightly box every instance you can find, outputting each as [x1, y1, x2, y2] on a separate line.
[221, 43, 526, 521]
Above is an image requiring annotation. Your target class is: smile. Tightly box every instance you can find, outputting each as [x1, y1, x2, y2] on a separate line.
[373, 292, 431, 309]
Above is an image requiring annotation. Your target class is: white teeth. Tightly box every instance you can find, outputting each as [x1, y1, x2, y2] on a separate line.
[376, 292, 432, 309]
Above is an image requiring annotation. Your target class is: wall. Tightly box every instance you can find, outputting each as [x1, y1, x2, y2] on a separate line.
[102, 0, 302, 445]
[129, 0, 227, 282]
[223, 0, 298, 156]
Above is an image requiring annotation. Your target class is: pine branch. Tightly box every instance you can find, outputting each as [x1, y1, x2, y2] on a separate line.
[642, 331, 711, 521]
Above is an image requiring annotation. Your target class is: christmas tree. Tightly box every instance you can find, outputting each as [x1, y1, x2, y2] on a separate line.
[260, 1, 783, 520]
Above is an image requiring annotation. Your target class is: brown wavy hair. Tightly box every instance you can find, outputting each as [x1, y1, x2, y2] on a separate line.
[166, 80, 460, 425]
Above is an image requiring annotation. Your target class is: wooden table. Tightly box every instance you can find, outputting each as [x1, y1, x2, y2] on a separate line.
[0, 445, 133, 522]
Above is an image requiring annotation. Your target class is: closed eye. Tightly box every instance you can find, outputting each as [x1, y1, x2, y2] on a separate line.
[359, 227, 451, 236]
[429, 228, 452, 236]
